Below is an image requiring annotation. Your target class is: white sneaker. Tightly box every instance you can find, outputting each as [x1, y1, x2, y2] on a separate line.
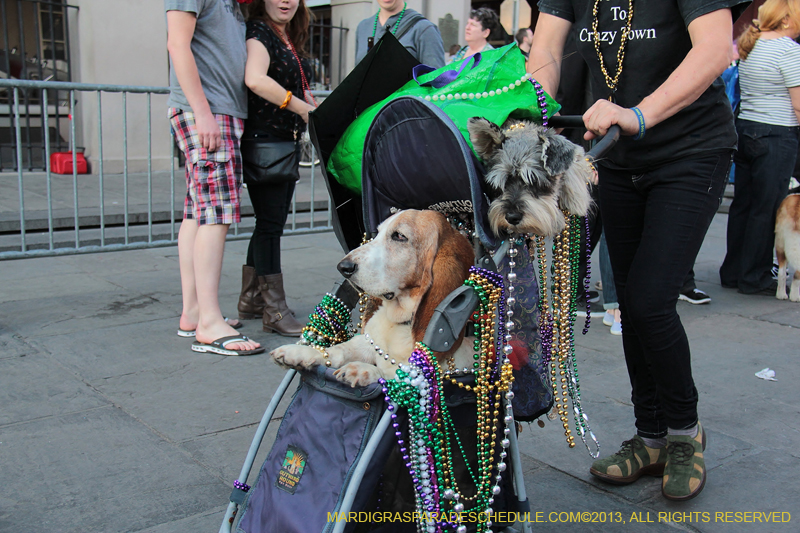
[678, 288, 711, 305]
[603, 310, 615, 327]
[610, 320, 622, 336]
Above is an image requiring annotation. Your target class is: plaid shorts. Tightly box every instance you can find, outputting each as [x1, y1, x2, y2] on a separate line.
[169, 108, 244, 225]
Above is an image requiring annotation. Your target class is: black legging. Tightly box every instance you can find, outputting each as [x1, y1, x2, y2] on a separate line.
[244, 177, 296, 276]
[598, 151, 730, 437]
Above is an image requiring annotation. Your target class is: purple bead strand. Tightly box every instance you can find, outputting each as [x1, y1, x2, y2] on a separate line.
[582, 215, 592, 334]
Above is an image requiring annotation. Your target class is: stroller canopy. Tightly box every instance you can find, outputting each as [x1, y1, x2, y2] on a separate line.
[361, 96, 497, 249]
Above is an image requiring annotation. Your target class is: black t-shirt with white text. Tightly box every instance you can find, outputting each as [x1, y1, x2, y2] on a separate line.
[537, 0, 747, 170]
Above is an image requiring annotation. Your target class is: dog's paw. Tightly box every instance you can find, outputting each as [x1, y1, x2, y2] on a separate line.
[333, 362, 381, 387]
[270, 344, 319, 370]
[777, 290, 788, 300]
[790, 293, 800, 303]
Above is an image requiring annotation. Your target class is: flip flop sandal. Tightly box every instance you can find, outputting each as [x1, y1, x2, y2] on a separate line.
[177, 317, 243, 337]
[191, 335, 265, 356]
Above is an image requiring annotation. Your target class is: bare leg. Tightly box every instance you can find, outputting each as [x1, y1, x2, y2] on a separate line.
[178, 219, 200, 331]
[185, 222, 260, 351]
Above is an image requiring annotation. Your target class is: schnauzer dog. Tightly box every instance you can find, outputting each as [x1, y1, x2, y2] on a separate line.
[468, 117, 594, 237]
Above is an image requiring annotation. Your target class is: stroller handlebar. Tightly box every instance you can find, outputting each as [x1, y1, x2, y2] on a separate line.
[586, 125, 621, 161]
[547, 115, 621, 161]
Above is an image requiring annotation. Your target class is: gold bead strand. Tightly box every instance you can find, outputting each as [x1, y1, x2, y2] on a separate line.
[592, 0, 634, 98]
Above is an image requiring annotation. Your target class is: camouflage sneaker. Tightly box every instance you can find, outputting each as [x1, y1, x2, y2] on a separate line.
[590, 435, 668, 485]
[662, 422, 707, 501]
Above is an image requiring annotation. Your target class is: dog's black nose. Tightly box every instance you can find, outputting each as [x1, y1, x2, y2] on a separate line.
[337, 259, 357, 278]
[506, 211, 523, 226]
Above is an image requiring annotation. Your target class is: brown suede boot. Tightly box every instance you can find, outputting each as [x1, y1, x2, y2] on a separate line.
[259, 273, 304, 336]
[238, 265, 265, 320]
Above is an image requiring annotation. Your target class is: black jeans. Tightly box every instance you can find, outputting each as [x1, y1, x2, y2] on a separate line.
[244, 176, 296, 276]
[598, 152, 731, 437]
[720, 119, 799, 293]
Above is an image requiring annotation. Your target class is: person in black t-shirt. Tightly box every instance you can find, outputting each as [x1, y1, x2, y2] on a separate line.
[529, 0, 748, 502]
[237, 0, 317, 337]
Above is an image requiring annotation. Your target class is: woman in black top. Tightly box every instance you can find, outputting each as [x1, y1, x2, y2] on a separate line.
[529, 0, 747, 502]
[237, 0, 315, 337]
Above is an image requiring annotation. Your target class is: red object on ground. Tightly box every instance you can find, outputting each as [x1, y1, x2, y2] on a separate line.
[50, 152, 88, 175]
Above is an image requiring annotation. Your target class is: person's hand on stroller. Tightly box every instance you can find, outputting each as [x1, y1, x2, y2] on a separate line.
[582, 99, 641, 141]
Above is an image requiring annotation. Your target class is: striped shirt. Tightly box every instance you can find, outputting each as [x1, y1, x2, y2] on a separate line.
[738, 37, 800, 127]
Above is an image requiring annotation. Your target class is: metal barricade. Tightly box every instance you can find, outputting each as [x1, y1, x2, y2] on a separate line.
[0, 79, 333, 259]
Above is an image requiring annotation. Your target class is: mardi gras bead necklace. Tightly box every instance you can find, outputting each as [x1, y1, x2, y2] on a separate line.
[380, 267, 515, 533]
[592, 0, 634, 101]
[268, 21, 318, 107]
[522, 214, 600, 457]
[297, 293, 354, 366]
[368, 2, 407, 50]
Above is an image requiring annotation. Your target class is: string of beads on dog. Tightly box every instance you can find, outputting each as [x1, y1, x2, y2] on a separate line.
[364, 333, 397, 366]
[380, 266, 515, 533]
[521, 214, 599, 457]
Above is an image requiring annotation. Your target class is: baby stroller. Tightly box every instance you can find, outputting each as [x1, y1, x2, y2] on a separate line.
[220, 96, 619, 533]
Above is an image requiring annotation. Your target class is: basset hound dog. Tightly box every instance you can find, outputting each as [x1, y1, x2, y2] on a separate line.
[271, 209, 476, 386]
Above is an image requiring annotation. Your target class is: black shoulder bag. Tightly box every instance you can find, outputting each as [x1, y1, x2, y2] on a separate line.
[241, 139, 300, 186]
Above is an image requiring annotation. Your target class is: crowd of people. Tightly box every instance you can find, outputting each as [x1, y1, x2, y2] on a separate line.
[166, 0, 797, 506]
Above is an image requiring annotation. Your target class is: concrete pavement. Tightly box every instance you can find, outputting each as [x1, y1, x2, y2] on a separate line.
[0, 212, 798, 532]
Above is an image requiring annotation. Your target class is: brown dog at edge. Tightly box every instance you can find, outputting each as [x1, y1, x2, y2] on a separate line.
[776, 193, 800, 302]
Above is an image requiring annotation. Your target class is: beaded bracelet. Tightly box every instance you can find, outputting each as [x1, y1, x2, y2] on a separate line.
[631, 106, 645, 141]
[279, 90, 293, 110]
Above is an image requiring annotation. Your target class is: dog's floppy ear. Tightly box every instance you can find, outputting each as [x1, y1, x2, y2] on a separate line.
[412, 216, 475, 351]
[539, 130, 577, 176]
[557, 148, 594, 217]
[468, 117, 506, 161]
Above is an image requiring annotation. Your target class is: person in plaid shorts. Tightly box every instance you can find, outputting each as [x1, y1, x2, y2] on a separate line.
[166, 0, 262, 356]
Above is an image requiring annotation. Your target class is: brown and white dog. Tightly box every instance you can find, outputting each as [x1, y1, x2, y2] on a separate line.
[271, 210, 475, 386]
[467, 117, 594, 237]
[776, 193, 800, 302]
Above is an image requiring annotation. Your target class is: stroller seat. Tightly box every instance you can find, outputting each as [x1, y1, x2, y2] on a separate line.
[361, 96, 496, 250]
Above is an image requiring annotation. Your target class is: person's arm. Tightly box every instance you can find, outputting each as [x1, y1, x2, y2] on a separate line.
[166, 10, 220, 151]
[526, 13, 572, 98]
[789, 86, 800, 124]
[416, 25, 446, 68]
[244, 38, 315, 123]
[582, 8, 734, 140]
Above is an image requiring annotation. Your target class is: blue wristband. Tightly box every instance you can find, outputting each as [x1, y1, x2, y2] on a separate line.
[631, 107, 645, 141]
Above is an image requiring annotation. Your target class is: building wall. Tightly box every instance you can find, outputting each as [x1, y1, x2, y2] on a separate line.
[70, 0, 171, 173]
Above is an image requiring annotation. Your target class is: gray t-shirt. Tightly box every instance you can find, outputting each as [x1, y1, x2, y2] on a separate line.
[355, 8, 445, 68]
[165, 0, 247, 119]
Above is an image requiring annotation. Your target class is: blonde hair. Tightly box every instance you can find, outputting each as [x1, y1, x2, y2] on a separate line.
[737, 0, 800, 60]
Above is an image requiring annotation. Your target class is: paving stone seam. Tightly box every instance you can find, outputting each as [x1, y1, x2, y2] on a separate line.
[20, 313, 183, 340]
[0, 404, 113, 430]
[186, 416, 284, 442]
[701, 311, 800, 331]
[17, 334, 237, 491]
[129, 505, 229, 533]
